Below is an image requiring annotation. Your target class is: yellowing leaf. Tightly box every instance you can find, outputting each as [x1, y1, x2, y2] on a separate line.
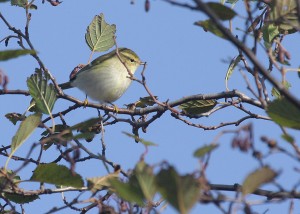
[225, 55, 241, 90]
[87, 173, 119, 193]
[242, 166, 277, 196]
[195, 19, 229, 39]
[123, 132, 157, 146]
[193, 144, 219, 158]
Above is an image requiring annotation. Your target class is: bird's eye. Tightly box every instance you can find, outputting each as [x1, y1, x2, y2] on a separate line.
[130, 58, 135, 63]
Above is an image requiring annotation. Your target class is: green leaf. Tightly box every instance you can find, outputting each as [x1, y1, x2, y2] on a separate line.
[226, 0, 238, 4]
[193, 144, 219, 158]
[40, 124, 71, 149]
[87, 173, 119, 193]
[269, 0, 299, 34]
[136, 96, 158, 108]
[109, 177, 145, 206]
[271, 81, 291, 99]
[11, 0, 26, 7]
[26, 70, 57, 115]
[85, 13, 117, 53]
[10, 113, 41, 156]
[70, 117, 100, 131]
[225, 55, 241, 90]
[0, 168, 21, 190]
[267, 98, 300, 129]
[207, 2, 237, 20]
[156, 166, 200, 214]
[5, 113, 26, 125]
[134, 162, 156, 201]
[30, 163, 84, 188]
[242, 166, 277, 196]
[281, 133, 294, 144]
[123, 132, 157, 146]
[11, 0, 37, 9]
[262, 24, 279, 43]
[0, 49, 35, 61]
[194, 19, 229, 39]
[109, 161, 156, 206]
[5, 113, 41, 169]
[4, 193, 39, 204]
[179, 99, 217, 115]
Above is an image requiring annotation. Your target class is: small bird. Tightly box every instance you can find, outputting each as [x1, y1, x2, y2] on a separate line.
[59, 48, 143, 103]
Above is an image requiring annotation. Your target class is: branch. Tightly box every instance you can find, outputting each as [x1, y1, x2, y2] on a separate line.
[210, 183, 300, 199]
[57, 90, 262, 116]
[190, 0, 300, 109]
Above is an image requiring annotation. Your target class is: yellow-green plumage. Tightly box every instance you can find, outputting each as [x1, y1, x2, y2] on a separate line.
[60, 48, 142, 103]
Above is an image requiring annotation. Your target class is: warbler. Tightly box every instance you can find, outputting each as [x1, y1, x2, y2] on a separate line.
[59, 48, 143, 103]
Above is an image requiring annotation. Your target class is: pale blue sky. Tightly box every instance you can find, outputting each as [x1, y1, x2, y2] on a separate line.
[1, 0, 300, 213]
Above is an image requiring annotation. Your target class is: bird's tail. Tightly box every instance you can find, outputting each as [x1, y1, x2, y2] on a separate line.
[59, 82, 73, 90]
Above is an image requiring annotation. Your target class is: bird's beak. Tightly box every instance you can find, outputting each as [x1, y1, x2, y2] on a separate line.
[140, 61, 146, 66]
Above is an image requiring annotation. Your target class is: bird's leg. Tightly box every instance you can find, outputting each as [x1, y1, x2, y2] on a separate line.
[83, 94, 89, 107]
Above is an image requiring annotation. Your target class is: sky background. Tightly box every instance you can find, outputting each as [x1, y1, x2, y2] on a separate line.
[1, 0, 300, 213]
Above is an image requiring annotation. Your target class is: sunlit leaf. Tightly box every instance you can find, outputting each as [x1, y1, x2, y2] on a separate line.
[262, 24, 279, 43]
[31, 163, 84, 188]
[87, 173, 119, 193]
[156, 166, 200, 214]
[0, 168, 21, 190]
[0, 49, 35, 61]
[269, 0, 299, 34]
[207, 2, 237, 20]
[193, 144, 219, 158]
[85, 13, 116, 53]
[271, 81, 291, 99]
[11, 0, 37, 9]
[135, 96, 157, 108]
[27, 70, 57, 115]
[195, 19, 229, 39]
[242, 166, 277, 196]
[179, 99, 217, 115]
[123, 132, 157, 146]
[225, 55, 241, 90]
[267, 98, 300, 129]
